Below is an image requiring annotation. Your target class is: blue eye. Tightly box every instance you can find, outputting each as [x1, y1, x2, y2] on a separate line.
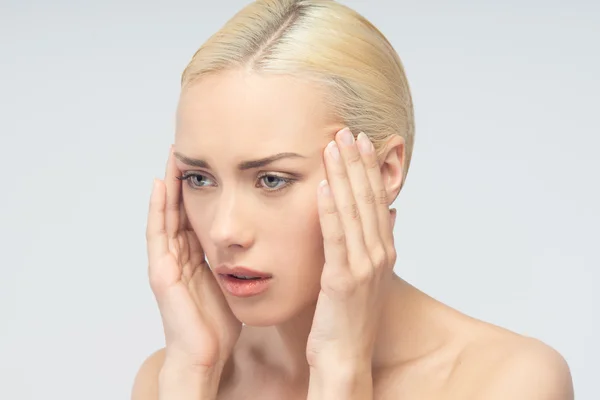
[177, 172, 296, 192]
[258, 174, 294, 191]
[177, 172, 215, 189]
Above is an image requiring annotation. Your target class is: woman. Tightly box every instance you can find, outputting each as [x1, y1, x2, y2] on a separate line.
[132, 0, 574, 399]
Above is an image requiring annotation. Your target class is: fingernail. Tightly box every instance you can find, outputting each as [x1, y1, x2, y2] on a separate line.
[357, 132, 373, 154]
[338, 127, 354, 146]
[319, 179, 330, 196]
[327, 140, 340, 161]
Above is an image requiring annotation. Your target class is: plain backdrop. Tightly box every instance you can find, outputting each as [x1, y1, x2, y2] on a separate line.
[0, 0, 598, 398]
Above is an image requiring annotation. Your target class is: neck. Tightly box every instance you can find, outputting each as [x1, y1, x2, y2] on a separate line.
[245, 274, 449, 381]
[273, 300, 317, 378]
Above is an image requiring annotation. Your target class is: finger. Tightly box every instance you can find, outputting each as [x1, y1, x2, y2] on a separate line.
[324, 137, 368, 263]
[356, 132, 395, 249]
[317, 179, 348, 273]
[164, 145, 182, 238]
[181, 230, 202, 282]
[146, 179, 168, 263]
[186, 229, 204, 267]
[179, 200, 191, 231]
[335, 128, 383, 262]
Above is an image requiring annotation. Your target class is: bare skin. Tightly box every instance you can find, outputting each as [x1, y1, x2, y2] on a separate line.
[132, 69, 573, 399]
[135, 278, 573, 399]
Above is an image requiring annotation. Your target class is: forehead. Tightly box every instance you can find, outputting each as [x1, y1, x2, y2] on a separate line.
[175, 69, 340, 158]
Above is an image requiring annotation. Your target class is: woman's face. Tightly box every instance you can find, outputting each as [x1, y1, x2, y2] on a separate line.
[174, 69, 344, 325]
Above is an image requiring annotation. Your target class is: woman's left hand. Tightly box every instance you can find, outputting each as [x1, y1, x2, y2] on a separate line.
[306, 127, 397, 398]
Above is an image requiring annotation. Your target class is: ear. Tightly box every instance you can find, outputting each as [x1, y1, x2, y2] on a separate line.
[378, 135, 405, 205]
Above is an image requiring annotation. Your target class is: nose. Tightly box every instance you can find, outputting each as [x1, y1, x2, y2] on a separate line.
[208, 189, 254, 250]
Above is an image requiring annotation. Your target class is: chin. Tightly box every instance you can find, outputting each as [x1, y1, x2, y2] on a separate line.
[231, 305, 291, 327]
[227, 293, 317, 327]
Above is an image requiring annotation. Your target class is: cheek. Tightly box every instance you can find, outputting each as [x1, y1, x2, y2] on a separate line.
[290, 201, 321, 241]
[181, 195, 211, 243]
[273, 205, 322, 244]
[267, 191, 325, 267]
[274, 197, 325, 296]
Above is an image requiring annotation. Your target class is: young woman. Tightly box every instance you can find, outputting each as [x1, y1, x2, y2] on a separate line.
[132, 1, 574, 399]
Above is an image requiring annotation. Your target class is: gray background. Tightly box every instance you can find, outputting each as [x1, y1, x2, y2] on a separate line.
[0, 0, 598, 398]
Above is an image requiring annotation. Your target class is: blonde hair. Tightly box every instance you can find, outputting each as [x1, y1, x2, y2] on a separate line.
[181, 0, 415, 190]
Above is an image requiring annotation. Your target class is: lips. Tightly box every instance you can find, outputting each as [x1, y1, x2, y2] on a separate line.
[214, 266, 273, 297]
[214, 266, 272, 279]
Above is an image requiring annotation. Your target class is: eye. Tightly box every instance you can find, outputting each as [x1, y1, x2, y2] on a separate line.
[257, 174, 294, 192]
[177, 172, 216, 189]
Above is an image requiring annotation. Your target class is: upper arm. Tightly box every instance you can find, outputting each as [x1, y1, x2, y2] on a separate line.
[476, 339, 574, 400]
[131, 348, 166, 400]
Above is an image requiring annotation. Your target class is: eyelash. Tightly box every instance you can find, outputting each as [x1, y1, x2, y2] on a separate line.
[176, 172, 297, 193]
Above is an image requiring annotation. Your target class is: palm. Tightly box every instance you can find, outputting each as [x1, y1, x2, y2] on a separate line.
[162, 229, 241, 367]
[306, 281, 340, 365]
[147, 148, 241, 370]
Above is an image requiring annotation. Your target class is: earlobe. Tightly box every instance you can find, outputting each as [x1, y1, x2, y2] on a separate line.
[379, 135, 405, 205]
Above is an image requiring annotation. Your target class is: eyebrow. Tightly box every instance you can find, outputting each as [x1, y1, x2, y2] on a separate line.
[173, 151, 307, 171]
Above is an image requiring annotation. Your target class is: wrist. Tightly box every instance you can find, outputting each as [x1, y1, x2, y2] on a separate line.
[158, 361, 224, 400]
[308, 362, 373, 400]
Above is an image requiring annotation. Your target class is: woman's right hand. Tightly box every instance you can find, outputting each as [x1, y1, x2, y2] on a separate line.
[146, 146, 242, 376]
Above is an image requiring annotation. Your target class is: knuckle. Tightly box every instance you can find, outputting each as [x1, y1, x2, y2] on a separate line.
[347, 151, 362, 165]
[376, 189, 388, 205]
[343, 202, 360, 220]
[323, 273, 357, 294]
[324, 203, 338, 216]
[364, 156, 379, 170]
[360, 187, 376, 205]
[354, 266, 374, 284]
[165, 201, 180, 212]
[388, 246, 397, 265]
[325, 231, 346, 246]
[371, 247, 388, 270]
[146, 226, 165, 242]
[333, 167, 349, 179]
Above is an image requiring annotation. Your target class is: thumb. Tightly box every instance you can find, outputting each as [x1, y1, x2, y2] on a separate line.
[390, 208, 397, 230]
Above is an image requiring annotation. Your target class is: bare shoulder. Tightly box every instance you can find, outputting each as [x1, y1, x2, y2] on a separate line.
[131, 348, 166, 400]
[472, 335, 573, 399]
[452, 323, 574, 400]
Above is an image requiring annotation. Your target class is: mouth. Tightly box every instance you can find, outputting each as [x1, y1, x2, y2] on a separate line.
[226, 274, 266, 280]
[218, 274, 272, 297]
[215, 265, 273, 297]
